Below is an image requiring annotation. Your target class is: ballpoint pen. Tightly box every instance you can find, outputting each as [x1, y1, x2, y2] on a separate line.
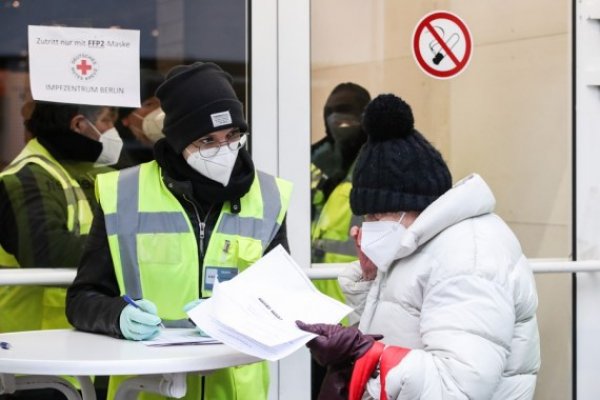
[123, 295, 165, 328]
[0, 341, 10, 350]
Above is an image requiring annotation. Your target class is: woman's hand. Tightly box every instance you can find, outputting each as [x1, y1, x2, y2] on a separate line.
[296, 321, 383, 366]
[350, 226, 377, 281]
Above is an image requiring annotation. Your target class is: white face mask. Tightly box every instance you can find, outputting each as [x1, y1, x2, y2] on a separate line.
[185, 140, 242, 186]
[134, 107, 165, 143]
[360, 213, 415, 272]
[95, 127, 123, 166]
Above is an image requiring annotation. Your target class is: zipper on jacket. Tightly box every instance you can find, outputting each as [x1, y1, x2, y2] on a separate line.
[182, 194, 211, 258]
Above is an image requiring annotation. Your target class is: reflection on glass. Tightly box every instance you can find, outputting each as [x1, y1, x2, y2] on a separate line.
[310, 83, 371, 264]
[309, 81, 371, 400]
[0, 0, 249, 168]
[0, 3, 250, 398]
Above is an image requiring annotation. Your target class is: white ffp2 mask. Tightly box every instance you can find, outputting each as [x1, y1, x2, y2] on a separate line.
[94, 126, 123, 166]
[360, 213, 417, 272]
[185, 142, 241, 186]
[134, 108, 165, 143]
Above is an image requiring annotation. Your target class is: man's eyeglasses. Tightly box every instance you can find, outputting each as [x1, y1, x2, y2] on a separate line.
[191, 131, 249, 158]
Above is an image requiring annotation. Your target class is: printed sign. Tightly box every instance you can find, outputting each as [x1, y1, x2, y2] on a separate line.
[28, 25, 140, 107]
[412, 11, 472, 79]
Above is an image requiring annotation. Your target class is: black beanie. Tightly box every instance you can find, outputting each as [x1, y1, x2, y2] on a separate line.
[350, 94, 452, 215]
[156, 62, 248, 153]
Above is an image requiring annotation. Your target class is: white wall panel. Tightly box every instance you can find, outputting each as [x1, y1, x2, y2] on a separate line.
[252, 1, 312, 399]
[576, 2, 600, 399]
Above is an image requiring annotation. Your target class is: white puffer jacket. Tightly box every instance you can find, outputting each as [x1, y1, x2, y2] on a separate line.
[339, 174, 540, 400]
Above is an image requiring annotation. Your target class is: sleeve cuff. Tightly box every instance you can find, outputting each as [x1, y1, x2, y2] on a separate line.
[349, 341, 385, 400]
[379, 346, 411, 400]
[338, 261, 373, 294]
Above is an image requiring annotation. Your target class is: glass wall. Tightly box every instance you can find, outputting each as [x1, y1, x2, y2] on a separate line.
[311, 1, 572, 399]
[0, 0, 250, 168]
[0, 0, 251, 396]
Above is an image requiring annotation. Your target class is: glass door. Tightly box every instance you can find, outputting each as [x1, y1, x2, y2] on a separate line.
[310, 1, 572, 399]
[0, 0, 250, 167]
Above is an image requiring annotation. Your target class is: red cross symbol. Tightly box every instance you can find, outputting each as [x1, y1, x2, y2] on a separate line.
[76, 59, 92, 75]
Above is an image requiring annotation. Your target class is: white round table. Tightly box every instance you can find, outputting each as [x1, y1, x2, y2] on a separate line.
[0, 329, 261, 399]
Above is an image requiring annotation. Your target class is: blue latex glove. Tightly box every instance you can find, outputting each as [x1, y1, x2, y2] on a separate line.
[183, 299, 209, 337]
[119, 299, 162, 341]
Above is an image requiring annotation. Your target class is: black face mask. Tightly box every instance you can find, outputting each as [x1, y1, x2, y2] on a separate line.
[329, 124, 363, 146]
[326, 112, 363, 153]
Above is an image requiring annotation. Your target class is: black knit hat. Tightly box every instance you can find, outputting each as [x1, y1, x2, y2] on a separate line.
[350, 94, 452, 215]
[156, 62, 248, 153]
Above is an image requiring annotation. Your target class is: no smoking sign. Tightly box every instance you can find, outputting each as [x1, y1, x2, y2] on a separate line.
[412, 11, 472, 79]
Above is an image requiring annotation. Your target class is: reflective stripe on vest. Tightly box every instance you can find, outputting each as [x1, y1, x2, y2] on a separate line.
[313, 213, 361, 257]
[99, 162, 292, 325]
[104, 166, 191, 301]
[311, 180, 359, 261]
[0, 139, 92, 267]
[218, 171, 282, 248]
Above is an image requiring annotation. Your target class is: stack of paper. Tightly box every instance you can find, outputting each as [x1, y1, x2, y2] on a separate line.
[142, 329, 220, 347]
[187, 245, 352, 361]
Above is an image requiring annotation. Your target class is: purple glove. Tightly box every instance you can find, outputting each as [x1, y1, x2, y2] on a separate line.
[296, 321, 383, 366]
[297, 321, 383, 400]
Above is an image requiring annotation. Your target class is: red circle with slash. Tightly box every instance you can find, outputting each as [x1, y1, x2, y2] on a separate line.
[412, 11, 472, 79]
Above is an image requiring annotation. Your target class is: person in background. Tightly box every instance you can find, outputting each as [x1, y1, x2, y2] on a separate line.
[310, 83, 370, 399]
[0, 101, 120, 399]
[114, 68, 165, 169]
[0, 101, 120, 332]
[311, 83, 371, 264]
[310, 83, 370, 226]
[66, 61, 292, 400]
[298, 94, 540, 400]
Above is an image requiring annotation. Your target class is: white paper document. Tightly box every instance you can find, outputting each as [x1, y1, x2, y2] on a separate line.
[187, 246, 353, 361]
[142, 328, 220, 347]
[28, 25, 140, 107]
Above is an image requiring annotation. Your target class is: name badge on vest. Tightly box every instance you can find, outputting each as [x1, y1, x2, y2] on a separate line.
[204, 267, 238, 291]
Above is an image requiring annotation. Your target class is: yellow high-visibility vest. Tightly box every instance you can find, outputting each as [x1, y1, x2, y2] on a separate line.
[97, 161, 292, 400]
[0, 138, 93, 267]
[0, 138, 93, 332]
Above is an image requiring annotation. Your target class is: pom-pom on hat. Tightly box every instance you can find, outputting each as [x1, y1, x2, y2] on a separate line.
[156, 62, 248, 153]
[350, 94, 452, 215]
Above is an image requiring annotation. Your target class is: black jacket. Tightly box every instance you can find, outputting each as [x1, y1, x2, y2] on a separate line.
[0, 136, 110, 268]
